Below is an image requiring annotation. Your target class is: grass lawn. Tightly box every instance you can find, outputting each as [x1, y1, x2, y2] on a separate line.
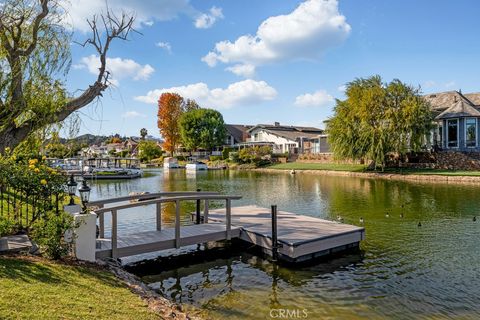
[267, 162, 367, 172]
[0, 256, 158, 320]
[267, 162, 480, 177]
[379, 167, 480, 176]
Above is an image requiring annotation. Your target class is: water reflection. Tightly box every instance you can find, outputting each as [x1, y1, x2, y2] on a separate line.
[89, 169, 480, 319]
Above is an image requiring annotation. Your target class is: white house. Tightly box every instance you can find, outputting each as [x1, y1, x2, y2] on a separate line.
[244, 122, 325, 154]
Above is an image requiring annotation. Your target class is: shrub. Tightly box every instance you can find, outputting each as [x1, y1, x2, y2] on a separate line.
[222, 147, 233, 160]
[0, 217, 16, 237]
[209, 155, 223, 161]
[31, 211, 76, 260]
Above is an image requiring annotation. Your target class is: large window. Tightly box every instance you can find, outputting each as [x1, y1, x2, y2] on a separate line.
[447, 119, 458, 148]
[466, 118, 477, 147]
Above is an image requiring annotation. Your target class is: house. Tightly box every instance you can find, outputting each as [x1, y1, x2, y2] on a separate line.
[224, 124, 253, 146]
[424, 91, 480, 151]
[243, 122, 325, 154]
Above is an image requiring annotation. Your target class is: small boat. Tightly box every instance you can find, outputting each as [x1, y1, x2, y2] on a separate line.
[82, 157, 143, 179]
[163, 157, 181, 169]
[186, 161, 208, 171]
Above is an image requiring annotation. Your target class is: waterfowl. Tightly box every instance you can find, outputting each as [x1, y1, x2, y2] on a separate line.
[290, 169, 296, 175]
[385, 212, 390, 218]
[474, 216, 477, 222]
[359, 217, 364, 224]
[418, 222, 422, 227]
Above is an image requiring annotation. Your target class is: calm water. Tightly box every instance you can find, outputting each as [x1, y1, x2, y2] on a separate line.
[90, 169, 480, 319]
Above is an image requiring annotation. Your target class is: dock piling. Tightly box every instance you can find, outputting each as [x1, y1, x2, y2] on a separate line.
[196, 189, 201, 224]
[271, 205, 278, 262]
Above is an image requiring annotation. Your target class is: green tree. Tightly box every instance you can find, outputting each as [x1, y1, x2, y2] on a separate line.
[179, 109, 226, 151]
[138, 140, 162, 162]
[327, 75, 433, 170]
[0, 0, 135, 152]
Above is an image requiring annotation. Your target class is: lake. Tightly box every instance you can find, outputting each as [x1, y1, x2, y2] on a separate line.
[89, 169, 480, 319]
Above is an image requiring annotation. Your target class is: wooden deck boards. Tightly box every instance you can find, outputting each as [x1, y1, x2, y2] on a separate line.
[96, 222, 241, 259]
[208, 205, 365, 261]
[95, 205, 365, 262]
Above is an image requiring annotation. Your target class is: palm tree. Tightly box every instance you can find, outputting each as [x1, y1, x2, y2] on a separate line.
[140, 128, 147, 140]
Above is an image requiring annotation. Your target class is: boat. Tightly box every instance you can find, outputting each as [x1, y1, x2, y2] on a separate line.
[163, 157, 181, 169]
[186, 161, 208, 171]
[82, 157, 143, 179]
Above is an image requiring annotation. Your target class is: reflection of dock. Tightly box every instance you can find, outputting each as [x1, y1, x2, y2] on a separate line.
[90, 193, 364, 263]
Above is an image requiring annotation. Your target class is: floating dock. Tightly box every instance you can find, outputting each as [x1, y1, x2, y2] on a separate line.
[208, 205, 365, 262]
[91, 193, 364, 263]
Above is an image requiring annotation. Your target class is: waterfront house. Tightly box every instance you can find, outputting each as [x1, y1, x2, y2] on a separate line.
[425, 91, 480, 150]
[224, 124, 253, 147]
[243, 122, 326, 154]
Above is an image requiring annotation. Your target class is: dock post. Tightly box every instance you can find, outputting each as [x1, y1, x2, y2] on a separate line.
[196, 189, 201, 224]
[156, 202, 162, 231]
[175, 200, 181, 249]
[271, 205, 278, 262]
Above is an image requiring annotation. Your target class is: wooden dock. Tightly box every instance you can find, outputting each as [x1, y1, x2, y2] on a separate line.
[208, 205, 365, 262]
[90, 193, 365, 262]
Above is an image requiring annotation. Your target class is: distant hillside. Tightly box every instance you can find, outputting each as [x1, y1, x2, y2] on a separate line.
[58, 134, 109, 145]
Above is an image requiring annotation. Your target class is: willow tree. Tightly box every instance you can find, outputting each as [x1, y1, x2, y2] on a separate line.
[327, 75, 433, 169]
[0, 0, 135, 152]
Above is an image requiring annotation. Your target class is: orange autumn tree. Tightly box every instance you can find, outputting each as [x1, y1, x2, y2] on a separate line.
[157, 93, 185, 154]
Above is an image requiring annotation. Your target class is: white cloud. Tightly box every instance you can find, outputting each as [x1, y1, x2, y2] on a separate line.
[225, 64, 256, 78]
[122, 111, 146, 118]
[135, 79, 277, 109]
[423, 80, 436, 88]
[203, 0, 350, 77]
[61, 0, 222, 32]
[78, 55, 154, 85]
[194, 6, 224, 29]
[445, 81, 456, 89]
[294, 90, 334, 107]
[156, 41, 172, 54]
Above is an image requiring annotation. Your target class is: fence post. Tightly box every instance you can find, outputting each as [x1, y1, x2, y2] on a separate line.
[111, 209, 118, 259]
[196, 189, 201, 224]
[156, 201, 162, 231]
[271, 205, 278, 262]
[204, 200, 209, 223]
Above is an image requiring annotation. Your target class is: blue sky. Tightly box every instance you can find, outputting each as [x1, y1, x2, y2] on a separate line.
[64, 0, 480, 138]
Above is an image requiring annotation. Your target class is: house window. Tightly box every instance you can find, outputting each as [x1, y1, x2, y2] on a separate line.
[447, 119, 458, 148]
[466, 118, 477, 147]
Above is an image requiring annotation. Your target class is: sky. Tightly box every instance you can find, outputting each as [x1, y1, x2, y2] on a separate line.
[63, 0, 480, 138]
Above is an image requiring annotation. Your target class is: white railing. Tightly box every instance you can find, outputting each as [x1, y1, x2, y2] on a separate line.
[91, 192, 242, 258]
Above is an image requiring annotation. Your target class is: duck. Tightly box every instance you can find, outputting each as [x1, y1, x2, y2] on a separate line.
[418, 222, 422, 227]
[473, 216, 477, 222]
[385, 212, 390, 218]
[290, 169, 296, 175]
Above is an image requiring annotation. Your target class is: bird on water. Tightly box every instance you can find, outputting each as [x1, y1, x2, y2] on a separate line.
[474, 216, 477, 222]
[418, 222, 422, 227]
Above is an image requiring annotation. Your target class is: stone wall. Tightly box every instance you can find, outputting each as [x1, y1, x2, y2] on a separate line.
[403, 151, 480, 170]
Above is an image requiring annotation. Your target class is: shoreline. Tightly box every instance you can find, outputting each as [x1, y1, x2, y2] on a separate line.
[253, 168, 480, 185]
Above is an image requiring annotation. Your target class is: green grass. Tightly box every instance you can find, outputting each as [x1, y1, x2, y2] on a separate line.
[0, 256, 158, 320]
[268, 162, 480, 177]
[379, 167, 480, 176]
[268, 162, 367, 172]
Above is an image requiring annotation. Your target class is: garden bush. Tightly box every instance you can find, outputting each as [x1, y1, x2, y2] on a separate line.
[30, 211, 76, 260]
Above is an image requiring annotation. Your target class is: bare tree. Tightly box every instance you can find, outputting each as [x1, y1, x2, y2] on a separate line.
[0, 0, 136, 152]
